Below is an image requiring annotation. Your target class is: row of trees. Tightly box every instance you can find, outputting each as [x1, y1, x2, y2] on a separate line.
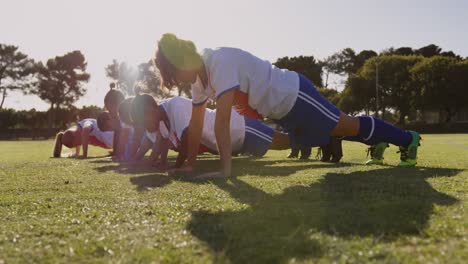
[0, 44, 90, 129]
[0, 105, 102, 129]
[341, 55, 468, 124]
[273, 44, 468, 124]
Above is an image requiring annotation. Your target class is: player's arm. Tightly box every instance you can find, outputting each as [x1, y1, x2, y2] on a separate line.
[174, 129, 189, 168]
[150, 132, 166, 162]
[81, 126, 92, 158]
[214, 90, 235, 177]
[128, 126, 144, 160]
[150, 135, 170, 169]
[186, 101, 207, 170]
[158, 139, 170, 168]
[134, 136, 152, 161]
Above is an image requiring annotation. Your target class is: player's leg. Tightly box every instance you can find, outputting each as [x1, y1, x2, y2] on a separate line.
[332, 113, 421, 166]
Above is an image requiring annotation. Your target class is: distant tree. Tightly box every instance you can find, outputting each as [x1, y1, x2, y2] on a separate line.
[137, 61, 159, 92]
[355, 50, 378, 72]
[318, 87, 341, 105]
[360, 55, 422, 124]
[323, 48, 357, 76]
[322, 48, 376, 83]
[450, 59, 468, 110]
[135, 60, 180, 98]
[321, 55, 339, 87]
[415, 44, 442, 58]
[440, 51, 461, 59]
[394, 47, 414, 56]
[274, 56, 323, 87]
[78, 105, 103, 120]
[411, 56, 465, 122]
[339, 74, 374, 115]
[0, 108, 17, 128]
[0, 44, 36, 109]
[31, 50, 90, 129]
[105, 60, 137, 96]
[380, 47, 396, 56]
[384, 45, 461, 59]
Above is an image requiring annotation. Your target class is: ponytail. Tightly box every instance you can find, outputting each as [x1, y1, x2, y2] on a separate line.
[104, 84, 125, 111]
[53, 132, 64, 157]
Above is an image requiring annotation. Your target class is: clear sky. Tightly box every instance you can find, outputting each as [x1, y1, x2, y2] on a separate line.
[1, 0, 467, 110]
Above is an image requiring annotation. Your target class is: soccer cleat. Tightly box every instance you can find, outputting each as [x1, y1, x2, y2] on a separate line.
[330, 137, 343, 163]
[365, 142, 389, 165]
[287, 148, 299, 158]
[318, 142, 332, 162]
[299, 147, 312, 160]
[398, 131, 421, 167]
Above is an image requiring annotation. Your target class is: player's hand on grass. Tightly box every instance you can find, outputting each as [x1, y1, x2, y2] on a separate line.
[67, 153, 84, 159]
[67, 152, 79, 158]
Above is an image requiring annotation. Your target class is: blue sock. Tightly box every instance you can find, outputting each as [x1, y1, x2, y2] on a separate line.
[344, 116, 412, 147]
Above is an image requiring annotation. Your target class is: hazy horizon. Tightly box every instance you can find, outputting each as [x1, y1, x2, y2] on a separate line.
[1, 0, 467, 111]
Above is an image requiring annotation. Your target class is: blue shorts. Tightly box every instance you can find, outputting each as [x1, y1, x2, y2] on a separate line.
[274, 74, 340, 147]
[240, 117, 275, 157]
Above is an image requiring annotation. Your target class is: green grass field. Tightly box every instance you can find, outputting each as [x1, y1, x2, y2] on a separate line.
[0, 134, 467, 263]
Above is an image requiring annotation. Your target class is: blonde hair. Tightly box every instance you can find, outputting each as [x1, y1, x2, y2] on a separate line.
[53, 132, 64, 157]
[52, 129, 78, 157]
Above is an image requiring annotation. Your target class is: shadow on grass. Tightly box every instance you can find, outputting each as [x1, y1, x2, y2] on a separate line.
[92, 156, 355, 192]
[188, 166, 462, 264]
[130, 175, 172, 191]
[87, 158, 115, 164]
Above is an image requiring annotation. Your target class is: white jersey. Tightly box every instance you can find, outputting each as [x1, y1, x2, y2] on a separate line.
[160, 96, 245, 152]
[120, 120, 133, 130]
[146, 131, 158, 143]
[78, 119, 114, 148]
[145, 120, 177, 148]
[191, 47, 299, 119]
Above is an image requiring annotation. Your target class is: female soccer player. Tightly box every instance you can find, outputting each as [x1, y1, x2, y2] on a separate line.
[53, 116, 113, 158]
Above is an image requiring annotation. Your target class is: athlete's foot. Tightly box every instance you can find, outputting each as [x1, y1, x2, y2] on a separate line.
[365, 142, 389, 165]
[398, 131, 421, 167]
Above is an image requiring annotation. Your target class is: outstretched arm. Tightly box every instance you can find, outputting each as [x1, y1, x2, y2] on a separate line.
[128, 126, 144, 160]
[214, 90, 235, 177]
[81, 126, 92, 158]
[134, 136, 152, 161]
[150, 135, 171, 170]
[191, 91, 235, 180]
[174, 129, 189, 168]
[186, 101, 207, 170]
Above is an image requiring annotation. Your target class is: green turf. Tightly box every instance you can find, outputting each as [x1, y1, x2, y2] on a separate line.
[0, 134, 467, 263]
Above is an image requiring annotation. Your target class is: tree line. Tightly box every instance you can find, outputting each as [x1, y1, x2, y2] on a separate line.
[274, 44, 468, 124]
[1, 43, 467, 131]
